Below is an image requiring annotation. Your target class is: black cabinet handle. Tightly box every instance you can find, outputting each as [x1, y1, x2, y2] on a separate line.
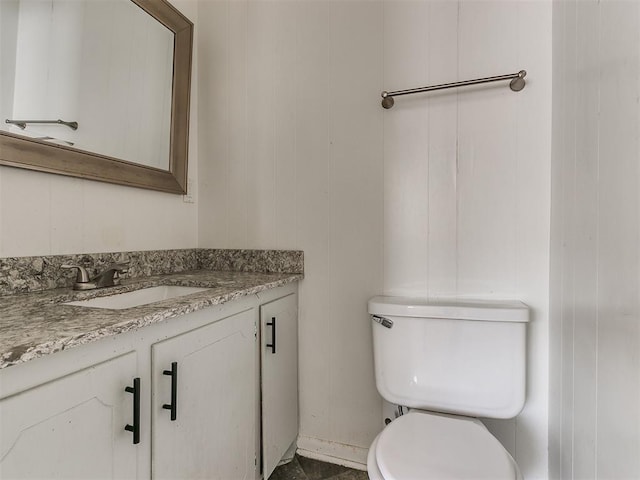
[162, 362, 178, 421]
[125, 377, 140, 444]
[266, 317, 277, 354]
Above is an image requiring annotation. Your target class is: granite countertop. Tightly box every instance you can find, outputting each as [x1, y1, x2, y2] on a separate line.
[0, 270, 302, 369]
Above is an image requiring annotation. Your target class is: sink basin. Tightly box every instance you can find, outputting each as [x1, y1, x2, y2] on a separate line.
[65, 286, 211, 310]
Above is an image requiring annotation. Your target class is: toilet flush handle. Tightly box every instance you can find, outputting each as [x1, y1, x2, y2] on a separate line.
[372, 315, 394, 329]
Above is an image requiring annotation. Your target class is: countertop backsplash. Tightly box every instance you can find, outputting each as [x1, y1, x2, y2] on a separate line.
[199, 249, 304, 275]
[0, 249, 304, 296]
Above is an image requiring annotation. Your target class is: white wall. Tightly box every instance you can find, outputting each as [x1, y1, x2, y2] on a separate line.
[550, 1, 640, 478]
[198, 0, 385, 466]
[383, 2, 551, 478]
[197, 1, 552, 477]
[0, 0, 198, 257]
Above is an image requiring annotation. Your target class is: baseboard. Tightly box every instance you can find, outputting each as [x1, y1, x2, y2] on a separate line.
[296, 435, 368, 472]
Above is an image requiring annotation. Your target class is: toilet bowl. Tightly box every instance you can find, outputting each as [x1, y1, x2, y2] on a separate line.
[367, 296, 529, 480]
[367, 411, 521, 480]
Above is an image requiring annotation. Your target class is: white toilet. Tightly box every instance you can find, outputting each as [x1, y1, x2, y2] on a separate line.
[367, 296, 529, 480]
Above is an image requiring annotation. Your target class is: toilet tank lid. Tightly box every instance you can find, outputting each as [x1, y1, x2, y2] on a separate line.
[368, 296, 529, 323]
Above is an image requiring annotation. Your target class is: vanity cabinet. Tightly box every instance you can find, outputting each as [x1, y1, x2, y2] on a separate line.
[0, 352, 139, 479]
[0, 283, 298, 480]
[152, 308, 256, 480]
[260, 293, 299, 479]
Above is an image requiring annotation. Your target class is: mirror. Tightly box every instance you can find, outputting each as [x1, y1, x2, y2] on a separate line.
[0, 0, 193, 194]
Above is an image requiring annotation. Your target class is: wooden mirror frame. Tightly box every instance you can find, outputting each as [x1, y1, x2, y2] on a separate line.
[0, 0, 193, 194]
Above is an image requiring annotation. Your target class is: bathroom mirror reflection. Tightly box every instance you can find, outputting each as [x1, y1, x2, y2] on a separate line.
[0, 0, 193, 194]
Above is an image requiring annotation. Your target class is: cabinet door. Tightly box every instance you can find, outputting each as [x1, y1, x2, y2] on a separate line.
[0, 352, 139, 479]
[261, 294, 298, 479]
[152, 308, 256, 480]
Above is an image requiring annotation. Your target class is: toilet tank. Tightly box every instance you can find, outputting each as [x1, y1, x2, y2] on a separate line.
[369, 296, 529, 419]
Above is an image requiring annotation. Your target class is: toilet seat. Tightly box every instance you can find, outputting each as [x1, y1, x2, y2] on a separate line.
[372, 411, 517, 480]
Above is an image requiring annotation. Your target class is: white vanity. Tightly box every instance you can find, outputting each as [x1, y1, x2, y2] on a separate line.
[0, 271, 299, 480]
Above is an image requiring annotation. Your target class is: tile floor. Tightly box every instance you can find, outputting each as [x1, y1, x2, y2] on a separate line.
[270, 454, 368, 480]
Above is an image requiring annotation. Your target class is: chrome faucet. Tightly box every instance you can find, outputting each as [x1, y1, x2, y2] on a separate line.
[62, 260, 130, 290]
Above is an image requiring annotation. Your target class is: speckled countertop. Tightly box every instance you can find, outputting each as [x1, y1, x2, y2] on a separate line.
[0, 270, 302, 369]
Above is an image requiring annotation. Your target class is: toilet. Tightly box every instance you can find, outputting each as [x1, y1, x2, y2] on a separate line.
[367, 296, 529, 480]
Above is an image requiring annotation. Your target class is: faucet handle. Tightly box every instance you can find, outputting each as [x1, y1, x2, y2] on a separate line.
[61, 264, 90, 283]
[112, 259, 130, 273]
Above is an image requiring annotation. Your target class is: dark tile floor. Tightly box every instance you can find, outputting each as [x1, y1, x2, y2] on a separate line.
[270, 454, 368, 480]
